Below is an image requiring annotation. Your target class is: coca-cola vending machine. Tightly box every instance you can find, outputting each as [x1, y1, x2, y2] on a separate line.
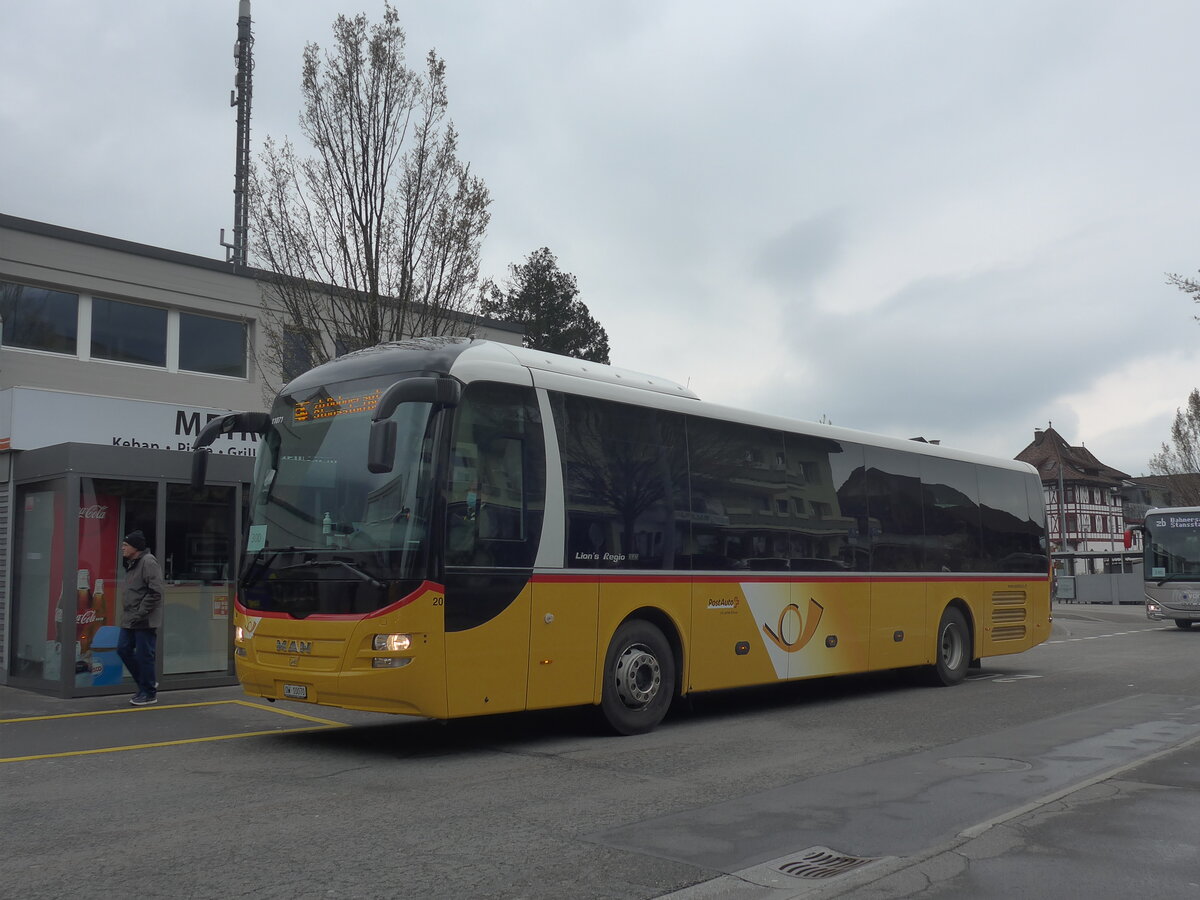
[76, 496, 121, 686]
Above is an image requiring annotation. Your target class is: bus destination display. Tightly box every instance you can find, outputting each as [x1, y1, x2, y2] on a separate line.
[293, 389, 382, 424]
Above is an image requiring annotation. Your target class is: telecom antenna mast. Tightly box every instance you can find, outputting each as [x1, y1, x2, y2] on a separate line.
[221, 0, 253, 267]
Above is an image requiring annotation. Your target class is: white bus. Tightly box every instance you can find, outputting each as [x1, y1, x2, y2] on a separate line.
[1134, 507, 1200, 628]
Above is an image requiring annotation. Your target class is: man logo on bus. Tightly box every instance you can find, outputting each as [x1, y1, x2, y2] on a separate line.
[762, 598, 825, 653]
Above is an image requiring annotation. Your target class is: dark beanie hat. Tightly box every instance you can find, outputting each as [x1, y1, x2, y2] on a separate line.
[124, 530, 147, 552]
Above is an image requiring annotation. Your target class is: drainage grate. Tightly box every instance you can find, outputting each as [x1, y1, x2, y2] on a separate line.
[776, 846, 880, 880]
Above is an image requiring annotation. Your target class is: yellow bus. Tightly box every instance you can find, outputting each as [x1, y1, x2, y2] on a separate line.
[194, 338, 1051, 734]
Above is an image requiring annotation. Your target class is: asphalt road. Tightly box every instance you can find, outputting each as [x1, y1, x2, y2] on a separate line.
[3, 601, 1198, 899]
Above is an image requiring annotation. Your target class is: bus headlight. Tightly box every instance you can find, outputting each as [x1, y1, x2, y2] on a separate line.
[235, 625, 247, 642]
[373, 633, 412, 652]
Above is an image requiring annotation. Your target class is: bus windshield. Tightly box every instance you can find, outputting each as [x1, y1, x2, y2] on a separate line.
[241, 375, 437, 615]
[1145, 510, 1200, 582]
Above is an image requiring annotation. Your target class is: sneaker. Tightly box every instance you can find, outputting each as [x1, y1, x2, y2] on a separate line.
[130, 693, 157, 706]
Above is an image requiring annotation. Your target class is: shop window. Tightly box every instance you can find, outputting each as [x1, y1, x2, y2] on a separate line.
[163, 483, 236, 675]
[0, 280, 78, 355]
[9, 481, 67, 681]
[91, 297, 167, 366]
[179, 312, 247, 378]
[75, 478, 157, 688]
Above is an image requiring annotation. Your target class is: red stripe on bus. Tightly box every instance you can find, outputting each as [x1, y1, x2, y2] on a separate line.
[234, 580, 445, 621]
[530, 572, 1048, 584]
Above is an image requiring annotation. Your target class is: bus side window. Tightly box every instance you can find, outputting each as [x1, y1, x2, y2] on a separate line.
[446, 382, 544, 568]
[476, 435, 524, 542]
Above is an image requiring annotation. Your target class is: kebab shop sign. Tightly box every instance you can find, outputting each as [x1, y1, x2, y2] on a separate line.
[3, 388, 259, 455]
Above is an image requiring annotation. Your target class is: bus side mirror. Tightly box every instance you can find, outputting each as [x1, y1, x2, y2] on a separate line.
[368, 421, 397, 474]
[1123, 525, 1145, 550]
[191, 449, 211, 490]
[367, 376, 461, 474]
[191, 411, 271, 488]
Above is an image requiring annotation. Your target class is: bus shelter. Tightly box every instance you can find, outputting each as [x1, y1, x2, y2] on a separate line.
[4, 442, 252, 697]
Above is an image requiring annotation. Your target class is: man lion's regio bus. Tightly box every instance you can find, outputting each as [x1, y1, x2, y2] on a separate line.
[194, 338, 1051, 734]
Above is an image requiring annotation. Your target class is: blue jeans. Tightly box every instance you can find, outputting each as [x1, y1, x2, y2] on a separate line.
[117, 628, 157, 696]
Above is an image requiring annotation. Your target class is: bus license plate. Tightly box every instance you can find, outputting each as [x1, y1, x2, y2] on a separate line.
[283, 684, 308, 700]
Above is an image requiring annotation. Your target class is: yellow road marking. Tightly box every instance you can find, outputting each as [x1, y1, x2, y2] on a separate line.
[0, 699, 348, 763]
[227, 699, 346, 726]
[0, 699, 344, 728]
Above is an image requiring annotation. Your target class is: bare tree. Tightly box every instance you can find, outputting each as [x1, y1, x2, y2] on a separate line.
[251, 4, 490, 396]
[1149, 388, 1200, 506]
[1168, 270, 1200, 322]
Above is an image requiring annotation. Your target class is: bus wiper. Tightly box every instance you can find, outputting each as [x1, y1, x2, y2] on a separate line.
[276, 557, 386, 589]
[242, 546, 306, 588]
[1156, 573, 1199, 586]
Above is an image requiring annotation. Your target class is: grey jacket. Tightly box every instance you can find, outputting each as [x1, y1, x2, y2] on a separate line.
[121, 550, 165, 629]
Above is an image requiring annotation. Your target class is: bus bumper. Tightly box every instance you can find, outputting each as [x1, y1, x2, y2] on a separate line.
[1146, 600, 1200, 623]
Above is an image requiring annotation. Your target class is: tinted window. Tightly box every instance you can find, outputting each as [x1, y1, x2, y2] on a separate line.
[179, 313, 247, 377]
[687, 417, 787, 571]
[552, 393, 687, 570]
[863, 448, 924, 572]
[786, 432, 864, 571]
[91, 297, 166, 366]
[979, 466, 1047, 572]
[920, 457, 982, 572]
[446, 382, 546, 569]
[0, 280, 77, 354]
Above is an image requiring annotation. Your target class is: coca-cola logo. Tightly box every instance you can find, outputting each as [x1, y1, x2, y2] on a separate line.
[79, 505, 109, 520]
[76, 609, 100, 625]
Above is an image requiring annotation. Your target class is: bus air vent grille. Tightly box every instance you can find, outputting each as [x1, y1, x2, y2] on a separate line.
[992, 591, 1026, 607]
[991, 625, 1027, 641]
[775, 847, 881, 880]
[992, 607, 1027, 624]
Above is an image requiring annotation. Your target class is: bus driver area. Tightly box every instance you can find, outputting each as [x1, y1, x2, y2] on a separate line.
[0, 687, 351, 764]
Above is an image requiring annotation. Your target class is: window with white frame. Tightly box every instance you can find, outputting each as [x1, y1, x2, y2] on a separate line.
[0, 281, 78, 354]
[92, 297, 167, 366]
[0, 279, 247, 379]
[179, 312, 246, 377]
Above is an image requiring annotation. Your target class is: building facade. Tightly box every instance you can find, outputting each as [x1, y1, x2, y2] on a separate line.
[1015, 426, 1130, 573]
[0, 213, 521, 696]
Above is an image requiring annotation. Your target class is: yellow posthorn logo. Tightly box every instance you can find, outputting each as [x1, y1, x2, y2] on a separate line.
[762, 598, 825, 653]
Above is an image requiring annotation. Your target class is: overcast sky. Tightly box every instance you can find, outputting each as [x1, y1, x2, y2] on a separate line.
[2, 0, 1197, 476]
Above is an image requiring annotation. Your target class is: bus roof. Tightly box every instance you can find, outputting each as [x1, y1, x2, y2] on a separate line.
[289, 338, 1036, 476]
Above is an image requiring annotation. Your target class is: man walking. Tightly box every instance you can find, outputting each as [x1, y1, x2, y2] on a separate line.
[117, 530, 165, 706]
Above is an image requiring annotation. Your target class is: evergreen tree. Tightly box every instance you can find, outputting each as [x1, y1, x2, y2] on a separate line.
[481, 248, 610, 363]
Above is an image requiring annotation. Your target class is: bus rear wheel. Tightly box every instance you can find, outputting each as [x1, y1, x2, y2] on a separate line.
[926, 606, 971, 686]
[600, 620, 675, 735]
[1175, 620, 1194, 630]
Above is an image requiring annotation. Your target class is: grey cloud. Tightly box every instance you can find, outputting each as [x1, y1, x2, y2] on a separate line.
[754, 210, 846, 298]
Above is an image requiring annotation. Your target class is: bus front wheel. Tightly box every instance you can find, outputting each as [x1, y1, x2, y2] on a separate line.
[600, 620, 675, 735]
[927, 606, 971, 686]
